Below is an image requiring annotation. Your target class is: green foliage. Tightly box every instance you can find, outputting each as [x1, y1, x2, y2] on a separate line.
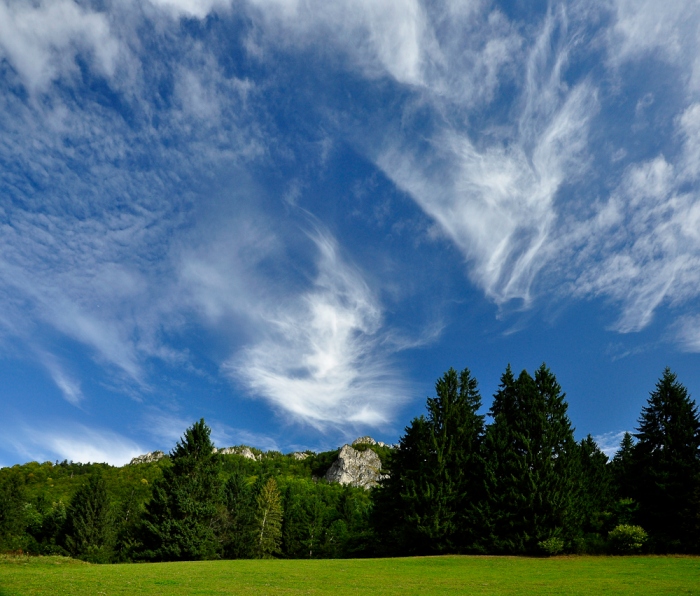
[0, 472, 28, 552]
[281, 479, 370, 559]
[63, 474, 114, 563]
[538, 536, 565, 556]
[629, 369, 700, 552]
[482, 364, 581, 554]
[608, 525, 648, 554]
[220, 471, 255, 559]
[255, 477, 283, 558]
[137, 419, 223, 561]
[375, 367, 485, 555]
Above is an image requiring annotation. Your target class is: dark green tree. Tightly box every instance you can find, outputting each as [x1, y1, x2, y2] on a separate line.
[137, 419, 222, 561]
[282, 482, 330, 558]
[373, 367, 485, 554]
[0, 472, 27, 552]
[482, 364, 581, 554]
[578, 435, 615, 545]
[631, 368, 700, 552]
[63, 474, 114, 563]
[221, 471, 255, 559]
[611, 432, 636, 499]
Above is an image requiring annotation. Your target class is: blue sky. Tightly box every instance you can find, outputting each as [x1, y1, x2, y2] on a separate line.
[2, 0, 700, 466]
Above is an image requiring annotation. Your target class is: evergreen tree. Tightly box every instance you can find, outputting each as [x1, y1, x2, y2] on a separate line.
[611, 432, 636, 499]
[373, 367, 485, 554]
[578, 435, 615, 539]
[255, 477, 283, 558]
[64, 474, 114, 563]
[482, 364, 580, 554]
[221, 471, 255, 559]
[631, 368, 700, 552]
[137, 419, 222, 561]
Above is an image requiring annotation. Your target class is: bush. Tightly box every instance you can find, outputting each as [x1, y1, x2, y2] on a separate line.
[608, 524, 647, 554]
[537, 536, 564, 556]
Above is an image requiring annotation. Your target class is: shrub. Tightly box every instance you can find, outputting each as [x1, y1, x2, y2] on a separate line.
[608, 524, 647, 554]
[537, 536, 565, 556]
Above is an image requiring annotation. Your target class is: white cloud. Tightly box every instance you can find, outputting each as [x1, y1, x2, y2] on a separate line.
[673, 315, 700, 352]
[147, 0, 232, 19]
[16, 423, 144, 465]
[609, 0, 700, 94]
[0, 0, 121, 92]
[377, 9, 594, 305]
[229, 231, 406, 429]
[567, 103, 700, 333]
[593, 430, 629, 459]
[244, 0, 432, 86]
[38, 351, 83, 406]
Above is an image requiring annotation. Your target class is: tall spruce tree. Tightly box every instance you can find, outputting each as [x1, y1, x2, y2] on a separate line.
[137, 419, 222, 561]
[373, 367, 485, 554]
[578, 435, 614, 537]
[611, 432, 636, 499]
[631, 368, 700, 552]
[482, 364, 580, 554]
[64, 473, 114, 563]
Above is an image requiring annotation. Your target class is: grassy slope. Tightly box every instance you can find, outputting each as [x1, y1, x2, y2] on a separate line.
[1, 555, 699, 596]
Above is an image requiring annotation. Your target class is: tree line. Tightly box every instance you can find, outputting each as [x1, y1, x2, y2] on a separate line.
[1, 364, 699, 560]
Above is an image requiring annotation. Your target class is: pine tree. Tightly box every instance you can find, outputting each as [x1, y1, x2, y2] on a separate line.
[137, 419, 222, 561]
[373, 367, 485, 554]
[64, 474, 114, 563]
[255, 477, 283, 558]
[631, 368, 700, 552]
[482, 364, 580, 554]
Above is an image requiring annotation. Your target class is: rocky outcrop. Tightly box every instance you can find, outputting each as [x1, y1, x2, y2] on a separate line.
[214, 446, 260, 460]
[292, 452, 310, 460]
[324, 443, 383, 489]
[352, 436, 390, 448]
[129, 451, 165, 465]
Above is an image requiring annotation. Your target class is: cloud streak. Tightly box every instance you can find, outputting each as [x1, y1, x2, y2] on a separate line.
[229, 231, 406, 429]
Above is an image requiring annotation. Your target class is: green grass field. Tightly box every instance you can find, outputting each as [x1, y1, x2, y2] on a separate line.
[1, 555, 699, 596]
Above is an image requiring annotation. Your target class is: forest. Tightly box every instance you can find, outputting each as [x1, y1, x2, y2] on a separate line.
[1, 364, 699, 561]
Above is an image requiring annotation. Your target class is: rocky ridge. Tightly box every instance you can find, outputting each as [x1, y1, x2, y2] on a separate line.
[129, 437, 390, 489]
[129, 451, 165, 465]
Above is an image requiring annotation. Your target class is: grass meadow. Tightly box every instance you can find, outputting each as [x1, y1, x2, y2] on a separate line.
[1, 554, 699, 595]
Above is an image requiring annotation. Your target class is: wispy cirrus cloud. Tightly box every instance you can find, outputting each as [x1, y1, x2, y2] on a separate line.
[377, 7, 595, 306]
[5, 422, 144, 466]
[229, 230, 406, 429]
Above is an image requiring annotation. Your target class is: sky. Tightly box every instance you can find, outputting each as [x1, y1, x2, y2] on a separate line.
[2, 0, 700, 467]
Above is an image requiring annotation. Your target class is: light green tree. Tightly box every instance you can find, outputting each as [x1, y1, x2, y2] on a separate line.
[255, 477, 283, 558]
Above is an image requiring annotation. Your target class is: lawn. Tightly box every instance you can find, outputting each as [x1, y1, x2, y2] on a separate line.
[1, 554, 699, 595]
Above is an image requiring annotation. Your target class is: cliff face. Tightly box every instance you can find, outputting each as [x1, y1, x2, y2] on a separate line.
[324, 443, 384, 490]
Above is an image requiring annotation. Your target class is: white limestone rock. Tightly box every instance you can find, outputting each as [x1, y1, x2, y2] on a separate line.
[129, 451, 165, 465]
[214, 446, 260, 460]
[352, 436, 390, 448]
[324, 444, 383, 490]
[292, 452, 310, 460]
